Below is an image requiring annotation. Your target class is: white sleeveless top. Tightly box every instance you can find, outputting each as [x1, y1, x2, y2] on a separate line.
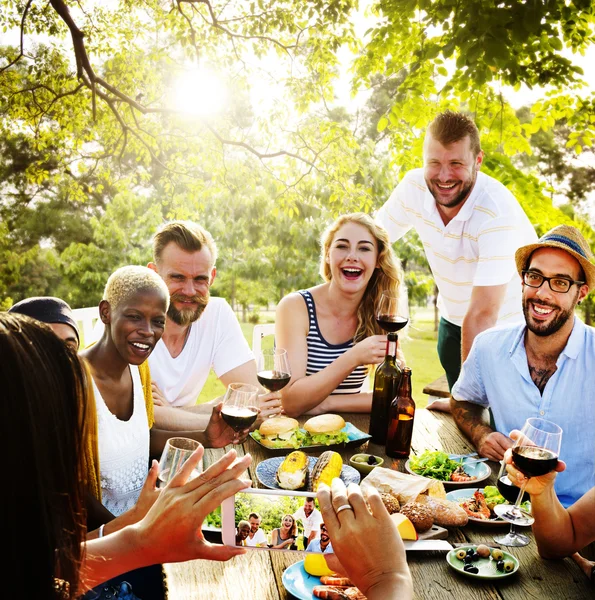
[94, 365, 150, 517]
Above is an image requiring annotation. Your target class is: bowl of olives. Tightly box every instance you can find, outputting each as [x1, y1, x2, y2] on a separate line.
[349, 453, 384, 476]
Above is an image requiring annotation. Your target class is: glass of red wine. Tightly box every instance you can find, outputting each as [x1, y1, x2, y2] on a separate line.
[376, 292, 408, 337]
[494, 417, 562, 531]
[256, 348, 291, 393]
[493, 459, 532, 546]
[220, 383, 260, 432]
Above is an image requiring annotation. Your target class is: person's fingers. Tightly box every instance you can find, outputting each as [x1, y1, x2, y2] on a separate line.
[167, 446, 205, 487]
[323, 554, 348, 576]
[361, 485, 388, 520]
[212, 401, 223, 416]
[144, 459, 159, 489]
[346, 483, 368, 517]
[188, 451, 251, 495]
[317, 483, 340, 533]
[193, 477, 252, 514]
[198, 540, 247, 561]
[509, 429, 521, 442]
[555, 460, 566, 473]
[503, 448, 513, 464]
[330, 478, 353, 520]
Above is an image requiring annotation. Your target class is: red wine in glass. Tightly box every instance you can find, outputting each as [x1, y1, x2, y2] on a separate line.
[257, 370, 291, 392]
[511, 446, 559, 477]
[376, 315, 409, 333]
[497, 475, 530, 504]
[221, 405, 259, 431]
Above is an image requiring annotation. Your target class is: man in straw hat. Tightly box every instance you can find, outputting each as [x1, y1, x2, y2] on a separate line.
[450, 224, 595, 508]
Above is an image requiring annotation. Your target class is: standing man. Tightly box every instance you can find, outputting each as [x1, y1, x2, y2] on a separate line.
[144, 220, 282, 430]
[246, 512, 268, 548]
[451, 225, 595, 508]
[293, 497, 323, 549]
[376, 111, 537, 409]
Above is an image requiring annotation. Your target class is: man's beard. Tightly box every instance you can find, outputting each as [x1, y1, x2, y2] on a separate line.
[426, 164, 477, 209]
[523, 296, 575, 337]
[168, 292, 209, 326]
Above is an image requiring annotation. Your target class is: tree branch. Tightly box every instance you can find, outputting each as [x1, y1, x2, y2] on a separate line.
[0, 0, 34, 74]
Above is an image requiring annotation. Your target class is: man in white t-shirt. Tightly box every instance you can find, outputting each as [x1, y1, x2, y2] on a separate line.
[245, 512, 268, 547]
[376, 111, 537, 410]
[293, 497, 323, 549]
[146, 220, 283, 430]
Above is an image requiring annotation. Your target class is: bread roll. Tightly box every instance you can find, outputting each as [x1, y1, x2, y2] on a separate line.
[415, 495, 468, 527]
[303, 414, 345, 433]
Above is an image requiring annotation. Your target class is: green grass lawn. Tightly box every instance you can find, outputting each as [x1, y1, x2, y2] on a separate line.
[196, 306, 444, 409]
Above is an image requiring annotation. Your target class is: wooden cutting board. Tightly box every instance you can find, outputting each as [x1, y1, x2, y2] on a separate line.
[419, 524, 449, 540]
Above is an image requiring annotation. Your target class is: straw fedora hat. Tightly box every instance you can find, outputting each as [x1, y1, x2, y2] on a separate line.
[515, 225, 595, 293]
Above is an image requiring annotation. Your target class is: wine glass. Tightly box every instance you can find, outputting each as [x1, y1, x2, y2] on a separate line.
[376, 292, 408, 337]
[494, 417, 562, 531]
[158, 436, 202, 487]
[256, 348, 291, 393]
[493, 460, 532, 547]
[220, 382, 260, 432]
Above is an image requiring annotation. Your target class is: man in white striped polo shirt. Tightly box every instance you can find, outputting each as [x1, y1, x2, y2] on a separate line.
[376, 111, 537, 410]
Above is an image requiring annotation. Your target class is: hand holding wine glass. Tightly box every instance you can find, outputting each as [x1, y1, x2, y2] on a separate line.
[220, 383, 260, 432]
[494, 417, 562, 529]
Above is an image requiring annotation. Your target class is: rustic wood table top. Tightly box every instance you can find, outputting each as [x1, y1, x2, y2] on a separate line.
[164, 409, 593, 599]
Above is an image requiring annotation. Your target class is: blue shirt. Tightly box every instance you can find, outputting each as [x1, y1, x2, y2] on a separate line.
[306, 538, 333, 553]
[452, 317, 595, 508]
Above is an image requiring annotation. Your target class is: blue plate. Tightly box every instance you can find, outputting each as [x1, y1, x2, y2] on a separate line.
[249, 422, 371, 454]
[281, 560, 319, 600]
[256, 456, 360, 491]
[405, 458, 491, 487]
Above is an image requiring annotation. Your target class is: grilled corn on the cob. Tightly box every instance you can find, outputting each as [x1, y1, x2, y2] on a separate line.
[311, 451, 343, 491]
[276, 450, 309, 490]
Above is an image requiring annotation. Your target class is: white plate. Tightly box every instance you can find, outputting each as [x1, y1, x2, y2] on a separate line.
[445, 488, 508, 526]
[404, 458, 491, 487]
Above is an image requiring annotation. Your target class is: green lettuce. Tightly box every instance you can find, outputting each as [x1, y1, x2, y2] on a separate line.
[408, 450, 461, 481]
[251, 428, 310, 449]
[308, 431, 349, 446]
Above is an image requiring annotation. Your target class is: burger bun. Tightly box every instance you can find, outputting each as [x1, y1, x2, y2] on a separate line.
[258, 416, 299, 437]
[303, 414, 346, 434]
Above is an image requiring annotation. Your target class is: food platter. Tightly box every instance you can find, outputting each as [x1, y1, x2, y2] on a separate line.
[281, 560, 320, 600]
[445, 488, 508, 526]
[404, 458, 491, 488]
[256, 456, 360, 491]
[446, 545, 520, 580]
[249, 422, 371, 454]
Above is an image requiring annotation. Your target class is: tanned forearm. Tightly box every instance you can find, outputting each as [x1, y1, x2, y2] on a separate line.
[461, 311, 498, 362]
[153, 404, 212, 430]
[449, 397, 493, 448]
[531, 487, 595, 559]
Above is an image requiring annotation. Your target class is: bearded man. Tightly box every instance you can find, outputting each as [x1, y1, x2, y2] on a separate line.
[450, 225, 595, 508]
[146, 220, 282, 430]
[376, 111, 537, 409]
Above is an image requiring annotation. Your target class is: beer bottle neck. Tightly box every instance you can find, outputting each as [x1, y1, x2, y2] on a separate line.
[398, 368, 412, 397]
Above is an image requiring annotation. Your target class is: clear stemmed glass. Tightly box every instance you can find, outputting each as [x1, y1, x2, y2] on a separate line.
[220, 382, 260, 432]
[376, 292, 408, 337]
[493, 460, 532, 547]
[158, 436, 202, 487]
[494, 417, 562, 531]
[256, 348, 291, 393]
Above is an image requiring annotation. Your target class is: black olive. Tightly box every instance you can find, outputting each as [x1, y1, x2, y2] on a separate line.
[466, 548, 475, 556]
[463, 565, 479, 574]
[497, 560, 505, 572]
[367, 455, 376, 465]
[472, 552, 480, 562]
[463, 555, 473, 564]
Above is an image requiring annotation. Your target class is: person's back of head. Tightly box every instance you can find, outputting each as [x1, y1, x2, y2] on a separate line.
[0, 312, 88, 598]
[8, 296, 80, 349]
[153, 220, 218, 265]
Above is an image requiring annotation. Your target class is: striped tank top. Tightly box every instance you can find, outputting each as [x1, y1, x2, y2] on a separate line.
[299, 290, 367, 395]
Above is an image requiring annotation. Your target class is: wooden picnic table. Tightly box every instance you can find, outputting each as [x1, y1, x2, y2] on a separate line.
[164, 409, 593, 599]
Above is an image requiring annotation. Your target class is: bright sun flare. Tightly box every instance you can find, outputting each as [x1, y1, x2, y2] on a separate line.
[172, 68, 228, 117]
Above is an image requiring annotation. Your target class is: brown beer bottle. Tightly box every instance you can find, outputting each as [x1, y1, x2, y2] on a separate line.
[385, 367, 415, 458]
[369, 332, 401, 445]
